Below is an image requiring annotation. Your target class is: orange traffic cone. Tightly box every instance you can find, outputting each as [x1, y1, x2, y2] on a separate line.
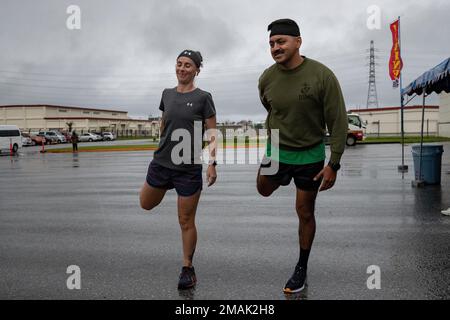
[40, 138, 46, 153]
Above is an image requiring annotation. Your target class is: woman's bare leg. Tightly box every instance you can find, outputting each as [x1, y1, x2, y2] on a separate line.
[177, 190, 201, 267]
[139, 182, 167, 211]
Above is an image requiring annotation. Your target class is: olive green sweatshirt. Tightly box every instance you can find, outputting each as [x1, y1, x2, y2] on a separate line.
[258, 56, 348, 164]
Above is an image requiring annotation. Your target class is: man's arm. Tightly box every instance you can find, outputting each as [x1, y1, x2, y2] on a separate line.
[314, 72, 348, 192]
[258, 74, 271, 112]
[323, 73, 348, 165]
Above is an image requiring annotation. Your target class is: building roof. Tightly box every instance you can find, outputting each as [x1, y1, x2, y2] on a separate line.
[349, 105, 439, 113]
[0, 104, 127, 114]
[44, 117, 157, 122]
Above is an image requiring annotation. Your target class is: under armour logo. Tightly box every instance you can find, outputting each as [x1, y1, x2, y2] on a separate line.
[187, 102, 194, 107]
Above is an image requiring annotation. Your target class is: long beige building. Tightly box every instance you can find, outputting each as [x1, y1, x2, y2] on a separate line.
[439, 92, 450, 137]
[349, 105, 439, 136]
[0, 104, 160, 136]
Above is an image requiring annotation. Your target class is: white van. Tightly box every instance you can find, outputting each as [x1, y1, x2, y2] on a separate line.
[0, 125, 23, 154]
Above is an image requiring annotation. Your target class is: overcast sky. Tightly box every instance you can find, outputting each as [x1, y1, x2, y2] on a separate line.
[0, 0, 449, 121]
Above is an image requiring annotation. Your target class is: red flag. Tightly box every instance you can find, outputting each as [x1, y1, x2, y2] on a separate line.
[389, 19, 403, 81]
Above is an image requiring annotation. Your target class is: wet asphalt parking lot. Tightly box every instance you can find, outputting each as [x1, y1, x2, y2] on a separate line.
[1, 142, 449, 300]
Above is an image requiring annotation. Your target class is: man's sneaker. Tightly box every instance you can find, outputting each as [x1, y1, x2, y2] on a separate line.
[283, 264, 307, 294]
[178, 266, 197, 290]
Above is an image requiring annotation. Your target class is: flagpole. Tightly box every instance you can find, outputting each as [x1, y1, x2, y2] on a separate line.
[398, 15, 408, 173]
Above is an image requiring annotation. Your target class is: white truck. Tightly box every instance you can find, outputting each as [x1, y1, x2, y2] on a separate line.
[325, 113, 366, 146]
[346, 113, 366, 146]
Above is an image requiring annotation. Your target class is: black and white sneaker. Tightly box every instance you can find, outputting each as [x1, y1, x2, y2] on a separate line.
[283, 264, 307, 294]
[178, 266, 197, 290]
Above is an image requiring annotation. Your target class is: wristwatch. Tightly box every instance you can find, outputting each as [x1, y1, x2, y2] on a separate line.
[208, 160, 217, 167]
[327, 161, 341, 172]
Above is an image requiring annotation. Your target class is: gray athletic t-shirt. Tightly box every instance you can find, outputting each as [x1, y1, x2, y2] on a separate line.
[152, 87, 216, 172]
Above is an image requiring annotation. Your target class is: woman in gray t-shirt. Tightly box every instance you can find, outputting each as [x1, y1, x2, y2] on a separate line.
[139, 50, 217, 290]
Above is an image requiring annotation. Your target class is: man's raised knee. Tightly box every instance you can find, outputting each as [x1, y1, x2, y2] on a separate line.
[257, 184, 274, 197]
[140, 201, 154, 211]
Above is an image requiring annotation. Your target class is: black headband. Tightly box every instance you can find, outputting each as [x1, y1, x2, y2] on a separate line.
[268, 19, 300, 37]
[177, 50, 203, 68]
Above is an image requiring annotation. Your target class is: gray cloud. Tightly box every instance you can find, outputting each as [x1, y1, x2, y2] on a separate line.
[0, 0, 448, 121]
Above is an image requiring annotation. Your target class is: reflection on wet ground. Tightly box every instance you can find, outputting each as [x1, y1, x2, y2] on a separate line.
[72, 153, 79, 168]
[0, 143, 449, 299]
[178, 287, 196, 300]
[284, 285, 308, 301]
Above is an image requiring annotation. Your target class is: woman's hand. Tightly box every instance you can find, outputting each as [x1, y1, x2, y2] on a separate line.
[207, 165, 217, 187]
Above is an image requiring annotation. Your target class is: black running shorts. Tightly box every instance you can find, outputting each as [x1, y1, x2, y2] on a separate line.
[146, 160, 203, 197]
[260, 159, 325, 191]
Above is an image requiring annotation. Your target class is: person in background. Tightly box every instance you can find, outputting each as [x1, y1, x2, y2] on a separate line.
[71, 130, 78, 152]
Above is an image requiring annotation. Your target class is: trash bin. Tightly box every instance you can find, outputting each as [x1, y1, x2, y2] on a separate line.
[411, 144, 444, 185]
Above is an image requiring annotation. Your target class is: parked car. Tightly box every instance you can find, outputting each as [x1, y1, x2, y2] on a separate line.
[78, 133, 101, 142]
[93, 132, 104, 141]
[102, 132, 116, 141]
[63, 132, 72, 143]
[50, 131, 67, 144]
[29, 132, 46, 145]
[38, 131, 58, 144]
[21, 132, 34, 146]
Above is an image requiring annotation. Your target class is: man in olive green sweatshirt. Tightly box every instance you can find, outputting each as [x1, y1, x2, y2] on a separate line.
[256, 18, 348, 294]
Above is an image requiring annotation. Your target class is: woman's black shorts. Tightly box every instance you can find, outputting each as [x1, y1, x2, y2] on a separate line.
[146, 160, 203, 197]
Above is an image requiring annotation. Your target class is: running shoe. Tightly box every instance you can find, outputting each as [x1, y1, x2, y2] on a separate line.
[283, 264, 307, 294]
[178, 266, 197, 290]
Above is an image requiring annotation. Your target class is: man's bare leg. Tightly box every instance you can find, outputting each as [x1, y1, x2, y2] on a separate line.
[283, 188, 318, 294]
[256, 167, 280, 197]
[296, 189, 318, 251]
